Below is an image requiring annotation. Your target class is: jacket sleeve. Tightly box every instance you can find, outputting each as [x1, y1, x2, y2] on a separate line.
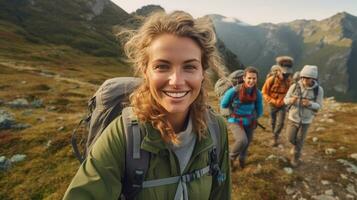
[209, 116, 231, 200]
[262, 77, 275, 104]
[63, 117, 125, 200]
[256, 90, 264, 118]
[309, 86, 324, 111]
[284, 83, 296, 105]
[220, 87, 236, 108]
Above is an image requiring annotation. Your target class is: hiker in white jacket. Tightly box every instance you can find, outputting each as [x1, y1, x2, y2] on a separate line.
[284, 65, 324, 167]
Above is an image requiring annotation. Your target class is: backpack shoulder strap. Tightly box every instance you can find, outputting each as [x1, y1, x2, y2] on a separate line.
[205, 108, 221, 157]
[205, 109, 226, 184]
[121, 107, 150, 199]
[313, 85, 319, 101]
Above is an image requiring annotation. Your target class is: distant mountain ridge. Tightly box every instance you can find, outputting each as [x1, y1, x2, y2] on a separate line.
[211, 12, 357, 101]
[0, 1, 242, 74]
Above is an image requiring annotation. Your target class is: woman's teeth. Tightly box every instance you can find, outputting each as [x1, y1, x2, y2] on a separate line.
[164, 91, 189, 98]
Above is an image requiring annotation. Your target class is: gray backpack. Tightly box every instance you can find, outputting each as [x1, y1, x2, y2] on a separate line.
[71, 77, 225, 200]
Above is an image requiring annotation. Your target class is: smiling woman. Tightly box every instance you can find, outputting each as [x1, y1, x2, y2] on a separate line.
[63, 11, 231, 200]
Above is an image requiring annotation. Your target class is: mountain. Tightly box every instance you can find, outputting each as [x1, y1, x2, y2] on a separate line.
[0, 0, 131, 57]
[211, 12, 357, 101]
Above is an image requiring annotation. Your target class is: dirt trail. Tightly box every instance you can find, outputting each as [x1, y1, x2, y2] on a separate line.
[0, 60, 98, 89]
[262, 100, 357, 200]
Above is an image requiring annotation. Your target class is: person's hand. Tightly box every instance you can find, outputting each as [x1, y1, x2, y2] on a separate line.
[302, 98, 311, 107]
[277, 99, 285, 107]
[290, 96, 298, 104]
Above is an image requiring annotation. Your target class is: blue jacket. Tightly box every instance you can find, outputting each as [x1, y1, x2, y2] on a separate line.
[220, 86, 263, 126]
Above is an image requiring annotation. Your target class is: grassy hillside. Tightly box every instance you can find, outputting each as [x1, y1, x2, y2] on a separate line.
[1, 56, 356, 199]
[0, 0, 131, 57]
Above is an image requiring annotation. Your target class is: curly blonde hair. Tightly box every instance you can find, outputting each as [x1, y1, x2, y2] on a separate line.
[124, 11, 225, 144]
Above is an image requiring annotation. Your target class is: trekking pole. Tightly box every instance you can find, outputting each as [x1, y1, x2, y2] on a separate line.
[257, 122, 266, 130]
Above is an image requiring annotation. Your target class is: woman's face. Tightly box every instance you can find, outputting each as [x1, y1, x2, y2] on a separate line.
[243, 72, 257, 88]
[145, 34, 204, 115]
[301, 77, 314, 87]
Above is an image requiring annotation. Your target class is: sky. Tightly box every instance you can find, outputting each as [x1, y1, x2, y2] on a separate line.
[112, 0, 357, 25]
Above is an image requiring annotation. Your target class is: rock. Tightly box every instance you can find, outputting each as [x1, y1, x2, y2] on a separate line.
[285, 186, 295, 195]
[7, 98, 29, 108]
[347, 184, 357, 195]
[346, 194, 354, 199]
[350, 153, 357, 161]
[22, 109, 33, 116]
[312, 137, 319, 142]
[303, 181, 310, 189]
[48, 106, 57, 111]
[326, 119, 335, 123]
[46, 140, 52, 149]
[312, 195, 336, 200]
[321, 180, 330, 185]
[57, 126, 65, 131]
[37, 117, 46, 122]
[339, 146, 347, 151]
[325, 148, 336, 155]
[326, 96, 335, 101]
[0, 109, 16, 130]
[340, 174, 348, 179]
[266, 154, 277, 161]
[284, 167, 293, 174]
[11, 123, 31, 130]
[337, 159, 357, 175]
[10, 154, 26, 163]
[31, 99, 44, 108]
[265, 154, 287, 162]
[316, 127, 326, 132]
[0, 156, 11, 171]
[325, 189, 334, 196]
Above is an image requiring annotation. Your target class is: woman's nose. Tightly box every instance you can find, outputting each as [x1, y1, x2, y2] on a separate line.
[169, 69, 185, 86]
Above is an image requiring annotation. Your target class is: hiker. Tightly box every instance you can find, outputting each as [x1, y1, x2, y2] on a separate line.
[266, 64, 280, 79]
[220, 66, 263, 170]
[214, 69, 244, 117]
[63, 11, 231, 200]
[262, 56, 294, 146]
[292, 71, 300, 83]
[284, 65, 323, 167]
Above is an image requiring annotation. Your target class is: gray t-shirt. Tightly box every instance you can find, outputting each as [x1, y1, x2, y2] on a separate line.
[169, 117, 197, 200]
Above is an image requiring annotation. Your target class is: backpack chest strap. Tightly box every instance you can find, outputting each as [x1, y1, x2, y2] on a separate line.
[142, 165, 211, 188]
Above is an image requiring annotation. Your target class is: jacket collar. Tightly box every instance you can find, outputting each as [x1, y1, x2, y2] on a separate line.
[140, 122, 214, 156]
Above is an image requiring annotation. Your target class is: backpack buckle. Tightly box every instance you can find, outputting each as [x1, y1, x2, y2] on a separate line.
[132, 169, 144, 188]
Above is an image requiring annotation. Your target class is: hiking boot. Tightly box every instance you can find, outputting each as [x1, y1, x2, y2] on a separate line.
[230, 159, 237, 171]
[239, 159, 246, 169]
[271, 139, 279, 147]
[290, 147, 295, 155]
[290, 157, 301, 168]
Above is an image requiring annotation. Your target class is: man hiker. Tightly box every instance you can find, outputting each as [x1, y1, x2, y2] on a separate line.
[221, 67, 263, 170]
[284, 65, 323, 167]
[262, 56, 293, 146]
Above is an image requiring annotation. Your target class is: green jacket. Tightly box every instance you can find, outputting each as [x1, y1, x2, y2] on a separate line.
[63, 114, 231, 200]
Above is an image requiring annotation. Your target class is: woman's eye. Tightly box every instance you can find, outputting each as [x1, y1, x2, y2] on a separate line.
[184, 65, 197, 70]
[153, 64, 169, 70]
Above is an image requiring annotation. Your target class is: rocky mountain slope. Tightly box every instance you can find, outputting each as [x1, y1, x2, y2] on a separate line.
[211, 12, 357, 101]
[0, 1, 242, 73]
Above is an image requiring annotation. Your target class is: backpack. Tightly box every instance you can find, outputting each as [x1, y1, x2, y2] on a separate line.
[71, 77, 225, 199]
[292, 82, 319, 102]
[287, 82, 320, 113]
